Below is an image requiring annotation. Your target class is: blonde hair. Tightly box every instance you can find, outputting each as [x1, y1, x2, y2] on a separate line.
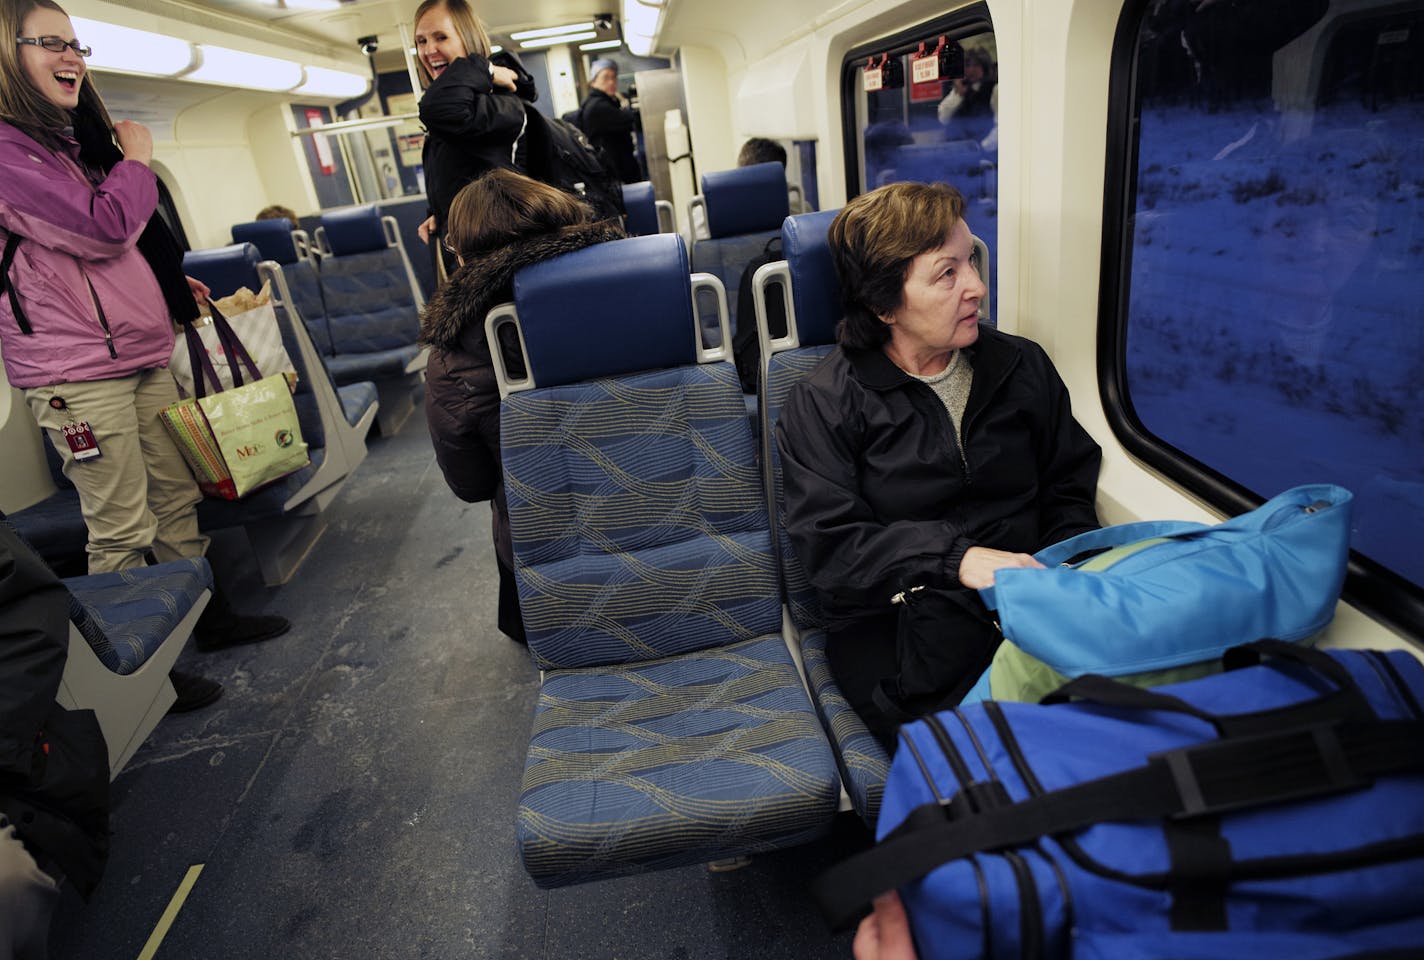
[828, 181, 966, 349]
[412, 0, 492, 89]
[445, 169, 593, 259]
[0, 0, 111, 150]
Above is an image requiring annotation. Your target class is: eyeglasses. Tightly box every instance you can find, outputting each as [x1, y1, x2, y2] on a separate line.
[15, 36, 92, 57]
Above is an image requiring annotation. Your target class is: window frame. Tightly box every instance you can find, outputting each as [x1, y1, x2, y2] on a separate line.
[1095, 0, 1424, 641]
[838, 4, 996, 201]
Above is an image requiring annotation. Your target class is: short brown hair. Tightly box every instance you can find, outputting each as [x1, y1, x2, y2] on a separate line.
[412, 0, 493, 89]
[445, 169, 593, 259]
[256, 204, 300, 228]
[828, 181, 966, 349]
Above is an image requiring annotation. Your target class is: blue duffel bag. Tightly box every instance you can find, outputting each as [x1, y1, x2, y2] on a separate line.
[813, 641, 1424, 958]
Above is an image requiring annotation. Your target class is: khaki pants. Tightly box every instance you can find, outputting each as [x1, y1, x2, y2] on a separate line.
[26, 368, 209, 574]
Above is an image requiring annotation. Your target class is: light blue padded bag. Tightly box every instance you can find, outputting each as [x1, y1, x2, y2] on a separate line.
[961, 484, 1353, 703]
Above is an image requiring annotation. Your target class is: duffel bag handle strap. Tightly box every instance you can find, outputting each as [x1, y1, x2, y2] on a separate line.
[1032, 520, 1206, 569]
[1041, 673, 1228, 733]
[183, 323, 224, 399]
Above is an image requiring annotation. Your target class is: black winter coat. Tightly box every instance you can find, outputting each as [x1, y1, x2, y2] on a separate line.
[775, 325, 1102, 631]
[0, 526, 109, 896]
[577, 89, 641, 184]
[419, 52, 538, 233]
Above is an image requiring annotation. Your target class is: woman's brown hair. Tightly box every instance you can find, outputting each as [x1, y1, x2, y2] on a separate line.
[412, 0, 493, 89]
[0, 0, 112, 151]
[828, 181, 966, 349]
[444, 168, 593, 259]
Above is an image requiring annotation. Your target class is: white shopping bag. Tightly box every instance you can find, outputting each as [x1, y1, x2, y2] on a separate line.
[169, 283, 297, 396]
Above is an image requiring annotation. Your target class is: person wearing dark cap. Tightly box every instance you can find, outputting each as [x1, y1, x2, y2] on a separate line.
[577, 57, 641, 183]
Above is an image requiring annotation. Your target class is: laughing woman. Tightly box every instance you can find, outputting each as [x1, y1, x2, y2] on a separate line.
[412, 0, 537, 278]
[0, 0, 287, 710]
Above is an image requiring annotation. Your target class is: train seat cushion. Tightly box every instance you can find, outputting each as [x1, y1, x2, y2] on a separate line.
[783, 210, 842, 348]
[799, 626, 889, 823]
[197, 449, 325, 529]
[513, 234, 697, 387]
[280, 260, 334, 356]
[184, 244, 265, 307]
[231, 219, 300, 265]
[516, 633, 841, 888]
[621, 181, 659, 237]
[701, 162, 790, 239]
[4, 485, 85, 571]
[65, 558, 213, 676]
[503, 362, 781, 669]
[325, 345, 421, 385]
[337, 381, 378, 427]
[690, 231, 779, 339]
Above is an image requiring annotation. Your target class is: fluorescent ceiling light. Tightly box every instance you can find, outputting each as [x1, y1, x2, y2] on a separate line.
[490, 45, 503, 53]
[520, 32, 596, 48]
[186, 45, 304, 90]
[510, 22, 595, 41]
[579, 39, 622, 51]
[281, 0, 342, 9]
[71, 16, 194, 77]
[294, 66, 369, 98]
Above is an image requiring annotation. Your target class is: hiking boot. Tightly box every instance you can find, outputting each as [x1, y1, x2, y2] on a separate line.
[169, 670, 223, 713]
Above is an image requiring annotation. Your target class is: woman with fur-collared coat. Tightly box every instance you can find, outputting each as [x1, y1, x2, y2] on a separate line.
[421, 169, 624, 643]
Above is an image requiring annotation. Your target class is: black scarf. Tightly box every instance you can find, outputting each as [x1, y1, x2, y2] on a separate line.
[71, 104, 199, 325]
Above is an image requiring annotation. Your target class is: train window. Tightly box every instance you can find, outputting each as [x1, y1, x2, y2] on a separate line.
[841, 6, 998, 320]
[1103, 0, 1424, 632]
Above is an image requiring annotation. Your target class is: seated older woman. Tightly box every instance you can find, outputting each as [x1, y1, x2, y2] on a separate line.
[775, 181, 1102, 746]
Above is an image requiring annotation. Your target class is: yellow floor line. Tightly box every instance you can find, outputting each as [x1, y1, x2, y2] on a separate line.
[136, 863, 204, 960]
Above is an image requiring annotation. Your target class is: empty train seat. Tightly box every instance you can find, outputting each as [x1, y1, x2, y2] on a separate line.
[313, 205, 428, 434]
[688, 161, 791, 346]
[753, 211, 994, 825]
[3, 520, 213, 778]
[489, 233, 840, 888]
[183, 243, 376, 584]
[620, 181, 674, 236]
[230, 218, 332, 354]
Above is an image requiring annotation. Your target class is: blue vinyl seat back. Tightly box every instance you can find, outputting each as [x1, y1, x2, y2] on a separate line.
[692, 162, 790, 338]
[231, 219, 300, 264]
[182, 244, 326, 452]
[621, 181, 659, 236]
[317, 206, 420, 354]
[502, 234, 781, 669]
[762, 210, 890, 822]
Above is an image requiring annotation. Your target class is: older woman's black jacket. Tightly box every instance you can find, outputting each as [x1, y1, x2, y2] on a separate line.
[419, 52, 537, 232]
[775, 324, 1101, 631]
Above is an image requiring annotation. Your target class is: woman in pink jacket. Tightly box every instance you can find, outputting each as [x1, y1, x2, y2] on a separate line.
[0, 0, 286, 709]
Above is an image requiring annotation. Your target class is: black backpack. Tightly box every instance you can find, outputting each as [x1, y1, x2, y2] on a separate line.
[521, 105, 626, 223]
[733, 236, 787, 394]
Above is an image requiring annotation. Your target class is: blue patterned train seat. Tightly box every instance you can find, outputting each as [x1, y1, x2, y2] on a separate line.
[65, 558, 212, 675]
[753, 212, 997, 826]
[494, 232, 840, 888]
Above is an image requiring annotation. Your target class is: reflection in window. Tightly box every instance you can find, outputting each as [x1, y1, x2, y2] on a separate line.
[847, 26, 998, 321]
[1121, 0, 1424, 592]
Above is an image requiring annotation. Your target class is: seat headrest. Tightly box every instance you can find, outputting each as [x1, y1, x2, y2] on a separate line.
[621, 181, 658, 236]
[231, 219, 299, 264]
[183, 243, 261, 300]
[513, 234, 695, 387]
[783, 210, 841, 348]
[321, 205, 388, 256]
[702, 162, 789, 239]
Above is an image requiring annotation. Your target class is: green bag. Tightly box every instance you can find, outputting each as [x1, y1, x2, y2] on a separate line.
[161, 307, 308, 499]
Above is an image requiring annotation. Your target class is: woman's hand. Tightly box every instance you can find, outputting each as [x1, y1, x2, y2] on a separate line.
[957, 546, 1044, 590]
[853, 892, 918, 960]
[114, 120, 153, 166]
[185, 275, 211, 304]
[418, 215, 437, 245]
[491, 65, 519, 92]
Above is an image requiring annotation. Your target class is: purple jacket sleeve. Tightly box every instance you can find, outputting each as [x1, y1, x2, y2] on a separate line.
[0, 133, 156, 261]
